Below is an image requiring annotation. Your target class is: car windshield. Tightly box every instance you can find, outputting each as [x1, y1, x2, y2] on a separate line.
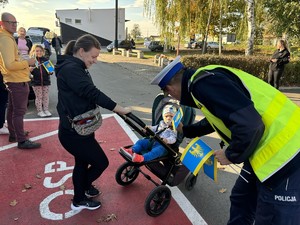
[30, 35, 43, 44]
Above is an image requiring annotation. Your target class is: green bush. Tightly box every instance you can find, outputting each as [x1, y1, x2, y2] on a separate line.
[181, 54, 300, 86]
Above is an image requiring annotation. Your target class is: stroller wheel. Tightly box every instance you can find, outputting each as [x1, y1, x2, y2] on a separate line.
[144, 186, 171, 217]
[115, 162, 139, 186]
[185, 173, 198, 191]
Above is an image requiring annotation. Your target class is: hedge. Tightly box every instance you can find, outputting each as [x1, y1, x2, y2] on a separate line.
[181, 54, 300, 86]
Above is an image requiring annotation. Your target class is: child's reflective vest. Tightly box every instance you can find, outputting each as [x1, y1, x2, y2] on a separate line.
[188, 65, 300, 182]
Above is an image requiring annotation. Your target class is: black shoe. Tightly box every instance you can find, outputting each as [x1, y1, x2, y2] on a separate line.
[18, 140, 41, 149]
[71, 198, 101, 211]
[9, 136, 16, 142]
[85, 185, 101, 198]
[9, 131, 30, 142]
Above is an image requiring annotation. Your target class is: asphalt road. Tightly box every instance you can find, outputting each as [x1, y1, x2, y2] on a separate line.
[24, 51, 300, 225]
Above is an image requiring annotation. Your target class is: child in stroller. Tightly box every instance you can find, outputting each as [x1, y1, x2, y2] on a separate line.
[123, 104, 178, 163]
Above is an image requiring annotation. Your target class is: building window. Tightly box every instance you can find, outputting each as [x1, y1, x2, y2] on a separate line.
[65, 18, 72, 23]
[75, 19, 81, 24]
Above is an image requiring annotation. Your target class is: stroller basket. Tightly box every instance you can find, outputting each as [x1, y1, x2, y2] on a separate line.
[145, 160, 190, 186]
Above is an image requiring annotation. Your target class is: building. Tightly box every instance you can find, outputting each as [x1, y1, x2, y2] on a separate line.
[55, 8, 126, 46]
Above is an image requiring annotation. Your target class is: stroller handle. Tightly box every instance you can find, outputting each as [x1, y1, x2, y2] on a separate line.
[126, 113, 146, 127]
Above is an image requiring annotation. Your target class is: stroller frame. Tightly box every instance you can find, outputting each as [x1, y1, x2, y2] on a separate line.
[116, 112, 198, 217]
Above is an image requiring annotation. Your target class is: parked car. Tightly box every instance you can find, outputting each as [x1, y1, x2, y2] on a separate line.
[206, 41, 223, 49]
[148, 41, 164, 51]
[184, 41, 197, 49]
[106, 40, 133, 52]
[144, 38, 151, 48]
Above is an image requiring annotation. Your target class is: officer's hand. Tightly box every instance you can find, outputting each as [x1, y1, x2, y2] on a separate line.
[214, 149, 232, 165]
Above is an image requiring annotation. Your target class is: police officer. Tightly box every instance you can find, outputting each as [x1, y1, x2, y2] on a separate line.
[151, 56, 300, 225]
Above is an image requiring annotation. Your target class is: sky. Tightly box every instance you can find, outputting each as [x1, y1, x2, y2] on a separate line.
[0, 0, 159, 37]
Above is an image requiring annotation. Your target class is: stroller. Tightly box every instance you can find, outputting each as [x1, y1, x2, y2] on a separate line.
[115, 93, 198, 217]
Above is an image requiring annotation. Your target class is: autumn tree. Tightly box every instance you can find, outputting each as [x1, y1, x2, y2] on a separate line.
[130, 24, 142, 40]
[263, 0, 300, 39]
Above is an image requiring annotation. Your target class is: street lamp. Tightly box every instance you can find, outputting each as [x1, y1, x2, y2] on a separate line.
[114, 0, 118, 49]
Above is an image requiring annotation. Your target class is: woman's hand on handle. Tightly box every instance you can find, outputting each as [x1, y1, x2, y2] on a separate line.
[113, 105, 131, 115]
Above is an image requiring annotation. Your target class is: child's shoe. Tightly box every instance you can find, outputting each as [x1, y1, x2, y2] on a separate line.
[44, 110, 52, 117]
[0, 125, 9, 135]
[124, 147, 133, 155]
[132, 153, 144, 163]
[37, 111, 47, 118]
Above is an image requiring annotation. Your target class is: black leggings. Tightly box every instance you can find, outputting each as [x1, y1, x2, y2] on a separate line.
[58, 128, 109, 202]
[268, 69, 284, 89]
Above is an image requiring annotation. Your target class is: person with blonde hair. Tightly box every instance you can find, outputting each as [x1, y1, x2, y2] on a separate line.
[267, 39, 290, 89]
[15, 27, 32, 60]
[29, 44, 52, 117]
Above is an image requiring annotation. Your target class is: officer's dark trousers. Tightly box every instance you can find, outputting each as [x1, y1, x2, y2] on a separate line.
[228, 161, 300, 225]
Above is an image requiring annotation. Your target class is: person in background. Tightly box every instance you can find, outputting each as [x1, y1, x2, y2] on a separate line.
[0, 12, 41, 149]
[51, 33, 62, 59]
[29, 44, 52, 117]
[0, 72, 9, 134]
[124, 104, 177, 163]
[15, 27, 32, 60]
[151, 56, 300, 225]
[268, 39, 290, 89]
[56, 34, 131, 212]
[41, 35, 51, 59]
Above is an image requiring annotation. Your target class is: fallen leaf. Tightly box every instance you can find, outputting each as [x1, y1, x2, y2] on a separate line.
[110, 148, 116, 151]
[24, 184, 32, 189]
[60, 185, 65, 190]
[97, 213, 117, 223]
[21, 189, 27, 193]
[10, 200, 18, 206]
[14, 218, 18, 221]
[36, 174, 42, 179]
[219, 188, 227, 193]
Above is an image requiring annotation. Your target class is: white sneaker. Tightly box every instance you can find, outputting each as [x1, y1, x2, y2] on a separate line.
[0, 126, 9, 135]
[44, 110, 52, 117]
[37, 111, 47, 117]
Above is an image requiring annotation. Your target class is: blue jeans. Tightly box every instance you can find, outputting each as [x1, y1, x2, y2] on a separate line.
[132, 139, 168, 161]
[228, 161, 300, 225]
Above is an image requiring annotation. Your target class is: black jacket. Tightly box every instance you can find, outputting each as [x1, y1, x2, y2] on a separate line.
[31, 57, 51, 86]
[269, 48, 290, 71]
[55, 56, 117, 130]
[51, 37, 62, 48]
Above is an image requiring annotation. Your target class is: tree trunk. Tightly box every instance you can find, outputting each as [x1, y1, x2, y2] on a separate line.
[245, 0, 255, 56]
[202, 0, 214, 54]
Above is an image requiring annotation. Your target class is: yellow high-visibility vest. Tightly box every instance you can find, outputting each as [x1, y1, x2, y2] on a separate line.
[189, 65, 300, 182]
